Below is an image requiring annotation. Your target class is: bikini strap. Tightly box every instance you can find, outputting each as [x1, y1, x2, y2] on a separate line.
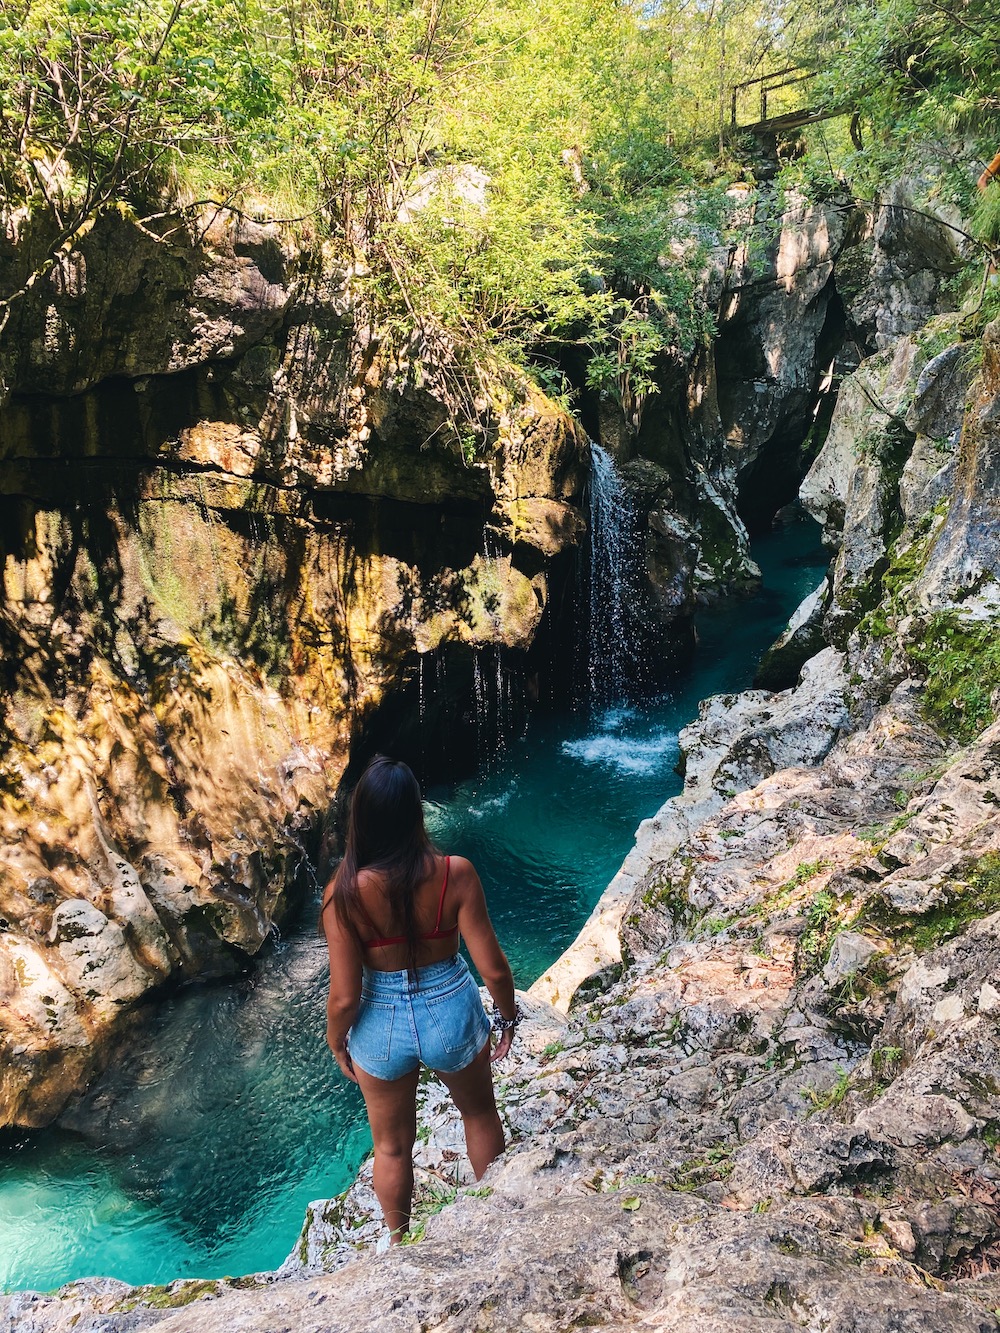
[432, 856, 450, 934]
[358, 857, 453, 948]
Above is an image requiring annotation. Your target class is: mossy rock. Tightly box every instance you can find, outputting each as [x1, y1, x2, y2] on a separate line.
[865, 852, 1000, 954]
[905, 613, 1000, 743]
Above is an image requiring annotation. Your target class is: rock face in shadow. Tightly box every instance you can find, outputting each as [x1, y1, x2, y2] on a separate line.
[0, 210, 587, 1127]
[708, 190, 850, 531]
[574, 189, 858, 634]
[836, 180, 965, 352]
[588, 179, 967, 642]
[753, 573, 830, 689]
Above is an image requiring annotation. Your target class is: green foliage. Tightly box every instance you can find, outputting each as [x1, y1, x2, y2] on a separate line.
[400, 1176, 458, 1243]
[641, 861, 696, 922]
[788, 860, 830, 889]
[827, 950, 895, 1025]
[698, 914, 733, 938]
[971, 188, 1000, 256]
[871, 1044, 903, 1075]
[857, 811, 916, 847]
[111, 1280, 222, 1313]
[659, 0, 834, 146]
[857, 501, 949, 642]
[775, 153, 846, 204]
[663, 1146, 734, 1192]
[582, 185, 724, 421]
[5, 0, 995, 408]
[0, 0, 248, 213]
[866, 852, 1000, 953]
[800, 1064, 852, 1114]
[0, 0, 736, 408]
[906, 612, 1000, 742]
[799, 888, 840, 966]
[810, 0, 1000, 198]
[916, 316, 964, 363]
[907, 852, 1000, 951]
[752, 858, 830, 921]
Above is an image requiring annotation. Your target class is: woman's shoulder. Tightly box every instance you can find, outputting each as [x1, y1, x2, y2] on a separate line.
[443, 854, 481, 895]
[443, 852, 474, 875]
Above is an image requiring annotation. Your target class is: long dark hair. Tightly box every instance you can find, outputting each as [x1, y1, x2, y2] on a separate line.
[324, 755, 436, 969]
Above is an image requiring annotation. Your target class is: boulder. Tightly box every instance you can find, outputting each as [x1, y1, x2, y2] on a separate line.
[754, 575, 830, 690]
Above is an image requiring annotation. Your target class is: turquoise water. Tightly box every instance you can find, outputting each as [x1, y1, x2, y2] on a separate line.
[425, 512, 830, 981]
[0, 513, 827, 1294]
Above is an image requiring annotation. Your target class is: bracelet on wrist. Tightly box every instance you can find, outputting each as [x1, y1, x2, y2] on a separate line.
[492, 1002, 523, 1034]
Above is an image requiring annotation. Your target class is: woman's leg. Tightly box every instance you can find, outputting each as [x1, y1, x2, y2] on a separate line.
[434, 1040, 504, 1179]
[354, 1064, 421, 1242]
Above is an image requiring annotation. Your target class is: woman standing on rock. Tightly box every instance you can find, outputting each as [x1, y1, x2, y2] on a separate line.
[322, 754, 519, 1242]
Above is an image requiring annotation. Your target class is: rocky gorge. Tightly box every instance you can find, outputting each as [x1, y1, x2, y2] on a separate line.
[0, 203, 592, 1127]
[3, 168, 1000, 1331]
[0, 173, 888, 1128]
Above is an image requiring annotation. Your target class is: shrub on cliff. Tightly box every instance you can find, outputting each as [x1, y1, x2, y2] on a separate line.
[0, 0, 758, 416]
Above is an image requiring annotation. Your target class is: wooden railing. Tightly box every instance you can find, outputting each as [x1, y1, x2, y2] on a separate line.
[730, 66, 822, 133]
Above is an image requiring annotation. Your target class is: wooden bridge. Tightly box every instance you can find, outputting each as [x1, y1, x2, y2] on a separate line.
[730, 66, 841, 135]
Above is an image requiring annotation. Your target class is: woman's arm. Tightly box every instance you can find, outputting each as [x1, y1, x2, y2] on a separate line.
[322, 885, 362, 1084]
[452, 857, 517, 1062]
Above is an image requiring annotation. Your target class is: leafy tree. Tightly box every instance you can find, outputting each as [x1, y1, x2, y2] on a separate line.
[805, 0, 1000, 197]
[0, 0, 817, 415]
[0, 0, 293, 331]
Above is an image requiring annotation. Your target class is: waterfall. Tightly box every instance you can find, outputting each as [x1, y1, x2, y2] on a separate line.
[473, 651, 486, 756]
[417, 653, 428, 768]
[587, 442, 639, 706]
[471, 644, 515, 771]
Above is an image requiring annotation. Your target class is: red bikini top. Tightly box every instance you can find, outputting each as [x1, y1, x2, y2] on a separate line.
[359, 856, 457, 950]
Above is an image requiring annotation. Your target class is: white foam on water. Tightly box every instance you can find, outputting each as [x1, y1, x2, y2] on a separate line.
[464, 783, 516, 818]
[425, 783, 516, 827]
[561, 729, 676, 776]
[594, 703, 642, 731]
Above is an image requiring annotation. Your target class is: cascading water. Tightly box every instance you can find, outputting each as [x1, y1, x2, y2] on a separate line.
[469, 645, 516, 772]
[586, 442, 641, 706]
[417, 653, 428, 766]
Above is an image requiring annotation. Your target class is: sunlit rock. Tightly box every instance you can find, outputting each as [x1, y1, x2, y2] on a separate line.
[0, 210, 588, 1126]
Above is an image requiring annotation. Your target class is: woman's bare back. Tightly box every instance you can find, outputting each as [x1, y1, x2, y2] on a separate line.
[355, 853, 460, 970]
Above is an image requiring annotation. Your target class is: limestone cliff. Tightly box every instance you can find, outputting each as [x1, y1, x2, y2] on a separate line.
[281, 310, 996, 1330]
[7, 198, 1000, 1328]
[4, 179, 956, 1130]
[584, 178, 964, 660]
[0, 208, 587, 1128]
[0, 178, 962, 1138]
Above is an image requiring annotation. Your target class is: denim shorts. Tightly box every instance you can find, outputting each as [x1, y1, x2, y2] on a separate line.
[348, 955, 491, 1081]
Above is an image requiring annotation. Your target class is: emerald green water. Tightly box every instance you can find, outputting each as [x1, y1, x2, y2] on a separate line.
[0, 513, 827, 1294]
